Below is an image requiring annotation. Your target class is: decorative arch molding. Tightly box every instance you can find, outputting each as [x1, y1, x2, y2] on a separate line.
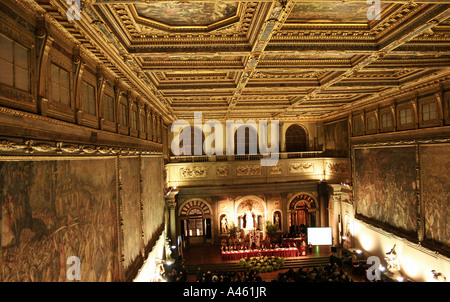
[235, 195, 266, 214]
[287, 193, 319, 229]
[287, 193, 317, 211]
[179, 198, 212, 217]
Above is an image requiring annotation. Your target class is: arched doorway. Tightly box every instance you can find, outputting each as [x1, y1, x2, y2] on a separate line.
[288, 194, 317, 235]
[180, 199, 212, 246]
[285, 124, 308, 152]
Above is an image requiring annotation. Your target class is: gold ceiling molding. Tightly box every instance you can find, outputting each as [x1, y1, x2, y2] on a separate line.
[24, 0, 450, 121]
[324, 70, 450, 121]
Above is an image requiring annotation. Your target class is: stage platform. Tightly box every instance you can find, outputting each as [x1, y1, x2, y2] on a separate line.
[182, 244, 332, 266]
[180, 245, 367, 282]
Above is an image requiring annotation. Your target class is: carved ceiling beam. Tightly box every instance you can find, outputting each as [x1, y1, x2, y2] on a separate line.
[94, 1, 450, 4]
[141, 63, 449, 73]
[226, 1, 295, 117]
[322, 68, 450, 121]
[273, 4, 450, 118]
[46, 0, 177, 123]
[131, 45, 448, 57]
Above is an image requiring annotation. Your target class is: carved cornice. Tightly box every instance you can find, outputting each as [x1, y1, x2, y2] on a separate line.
[352, 137, 450, 148]
[0, 138, 162, 156]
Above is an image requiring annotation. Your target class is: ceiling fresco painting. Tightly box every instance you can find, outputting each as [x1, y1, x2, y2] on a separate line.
[287, 2, 392, 24]
[134, 2, 240, 27]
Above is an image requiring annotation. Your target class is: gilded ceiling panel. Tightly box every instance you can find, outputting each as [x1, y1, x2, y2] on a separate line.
[262, 52, 355, 60]
[142, 54, 243, 62]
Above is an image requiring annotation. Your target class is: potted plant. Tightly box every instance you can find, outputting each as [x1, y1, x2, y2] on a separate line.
[228, 222, 238, 239]
[265, 220, 278, 243]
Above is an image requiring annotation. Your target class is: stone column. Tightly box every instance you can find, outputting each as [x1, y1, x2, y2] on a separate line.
[317, 181, 329, 227]
[165, 188, 179, 245]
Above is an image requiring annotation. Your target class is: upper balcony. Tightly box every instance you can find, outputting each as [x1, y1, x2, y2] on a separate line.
[166, 151, 351, 188]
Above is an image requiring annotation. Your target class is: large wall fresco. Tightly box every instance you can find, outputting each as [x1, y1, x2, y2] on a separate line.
[142, 156, 165, 248]
[0, 158, 120, 282]
[324, 119, 349, 157]
[120, 157, 143, 272]
[0, 154, 166, 282]
[354, 146, 418, 234]
[420, 144, 450, 247]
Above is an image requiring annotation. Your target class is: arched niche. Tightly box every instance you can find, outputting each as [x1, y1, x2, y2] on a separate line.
[234, 196, 266, 232]
[272, 210, 283, 231]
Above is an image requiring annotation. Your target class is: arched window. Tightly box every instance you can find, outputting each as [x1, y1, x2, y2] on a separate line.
[285, 124, 308, 152]
[234, 126, 258, 155]
[179, 126, 205, 155]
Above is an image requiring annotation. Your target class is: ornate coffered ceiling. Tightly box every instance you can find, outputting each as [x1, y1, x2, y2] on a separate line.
[35, 0, 450, 123]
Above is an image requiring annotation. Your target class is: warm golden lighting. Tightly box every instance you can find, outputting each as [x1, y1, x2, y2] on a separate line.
[360, 235, 374, 251]
[400, 256, 419, 278]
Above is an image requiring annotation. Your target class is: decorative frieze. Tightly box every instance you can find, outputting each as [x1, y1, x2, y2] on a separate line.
[326, 162, 350, 174]
[289, 162, 313, 173]
[216, 165, 229, 177]
[236, 164, 261, 176]
[269, 163, 282, 175]
[179, 166, 208, 179]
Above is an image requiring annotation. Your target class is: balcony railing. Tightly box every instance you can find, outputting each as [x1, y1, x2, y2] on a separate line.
[169, 151, 323, 163]
[166, 152, 350, 188]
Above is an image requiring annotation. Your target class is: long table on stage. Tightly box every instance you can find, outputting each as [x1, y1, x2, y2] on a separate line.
[281, 238, 305, 247]
[221, 248, 299, 261]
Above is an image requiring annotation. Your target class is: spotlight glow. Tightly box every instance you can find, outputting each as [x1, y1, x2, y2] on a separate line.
[360, 235, 373, 251]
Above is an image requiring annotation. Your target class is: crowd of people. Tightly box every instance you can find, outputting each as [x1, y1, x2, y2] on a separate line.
[161, 251, 357, 283]
[273, 264, 354, 282]
[195, 268, 263, 282]
[163, 261, 265, 282]
[165, 263, 188, 282]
